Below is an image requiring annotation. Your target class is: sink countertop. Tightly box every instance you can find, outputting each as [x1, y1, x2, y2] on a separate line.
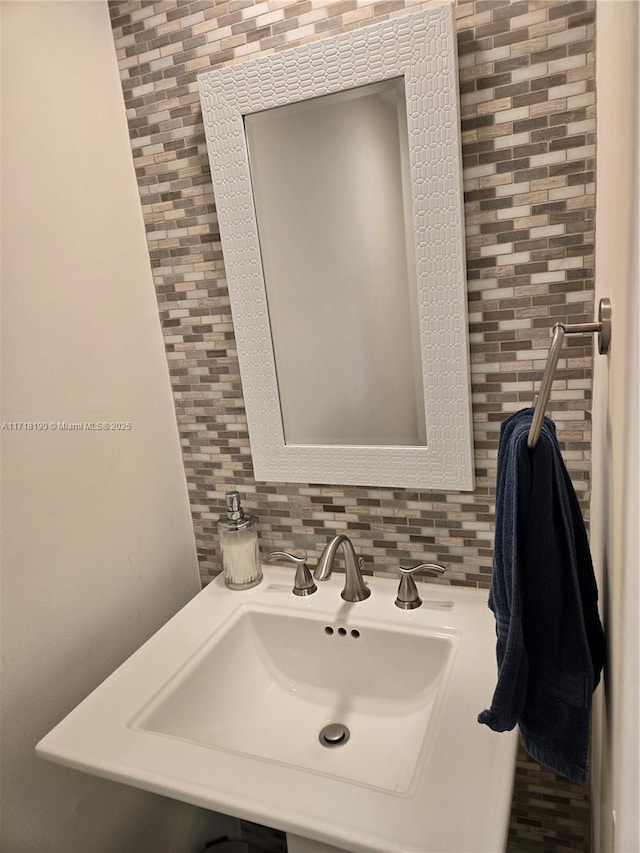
[36, 567, 518, 853]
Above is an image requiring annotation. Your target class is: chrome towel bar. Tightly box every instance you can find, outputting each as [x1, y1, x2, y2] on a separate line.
[527, 297, 612, 449]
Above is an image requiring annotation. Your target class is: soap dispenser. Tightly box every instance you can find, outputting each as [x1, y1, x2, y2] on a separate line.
[217, 491, 262, 590]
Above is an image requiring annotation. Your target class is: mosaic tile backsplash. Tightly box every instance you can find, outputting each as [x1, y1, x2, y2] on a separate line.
[109, 0, 596, 849]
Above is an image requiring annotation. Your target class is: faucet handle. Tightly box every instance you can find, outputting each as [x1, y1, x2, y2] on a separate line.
[399, 562, 446, 576]
[395, 562, 446, 610]
[266, 551, 317, 597]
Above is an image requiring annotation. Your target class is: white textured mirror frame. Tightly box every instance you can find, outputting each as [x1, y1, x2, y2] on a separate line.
[198, 2, 474, 491]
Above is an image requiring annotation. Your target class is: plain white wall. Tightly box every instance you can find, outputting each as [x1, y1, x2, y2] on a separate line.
[590, 2, 640, 851]
[1, 3, 236, 851]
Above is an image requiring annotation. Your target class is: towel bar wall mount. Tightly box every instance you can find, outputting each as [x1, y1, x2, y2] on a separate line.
[527, 297, 612, 449]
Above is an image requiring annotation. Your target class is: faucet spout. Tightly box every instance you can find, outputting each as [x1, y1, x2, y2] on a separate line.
[314, 534, 371, 602]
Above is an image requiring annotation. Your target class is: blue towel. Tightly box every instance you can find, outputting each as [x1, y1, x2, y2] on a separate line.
[478, 408, 604, 783]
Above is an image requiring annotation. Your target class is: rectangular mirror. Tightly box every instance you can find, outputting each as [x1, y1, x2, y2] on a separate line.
[199, 3, 474, 490]
[245, 79, 426, 448]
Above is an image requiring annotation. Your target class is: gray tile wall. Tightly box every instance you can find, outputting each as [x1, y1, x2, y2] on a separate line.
[108, 1, 596, 849]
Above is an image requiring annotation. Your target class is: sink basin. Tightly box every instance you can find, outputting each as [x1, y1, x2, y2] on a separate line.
[37, 568, 517, 853]
[133, 605, 453, 794]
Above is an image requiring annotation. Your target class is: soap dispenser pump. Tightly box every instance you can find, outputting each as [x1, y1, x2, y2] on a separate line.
[217, 491, 262, 590]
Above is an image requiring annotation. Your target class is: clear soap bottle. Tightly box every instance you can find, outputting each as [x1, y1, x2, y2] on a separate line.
[217, 491, 262, 590]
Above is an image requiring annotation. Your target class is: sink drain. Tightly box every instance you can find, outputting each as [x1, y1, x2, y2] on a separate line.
[319, 723, 350, 748]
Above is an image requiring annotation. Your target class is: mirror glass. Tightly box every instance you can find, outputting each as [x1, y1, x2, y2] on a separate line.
[245, 79, 426, 447]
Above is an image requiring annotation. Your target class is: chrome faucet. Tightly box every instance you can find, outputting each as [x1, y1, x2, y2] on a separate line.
[314, 534, 371, 602]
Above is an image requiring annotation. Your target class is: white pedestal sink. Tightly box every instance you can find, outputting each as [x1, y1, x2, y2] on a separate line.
[36, 567, 517, 852]
[133, 602, 452, 795]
